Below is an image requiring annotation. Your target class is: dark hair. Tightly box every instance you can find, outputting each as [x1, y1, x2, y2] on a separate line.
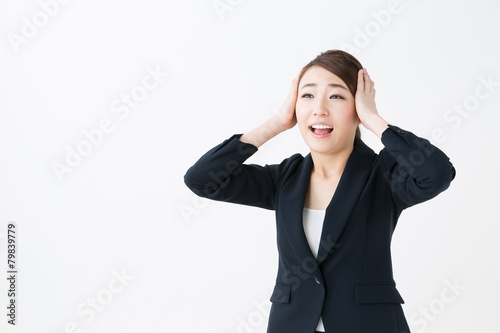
[298, 49, 363, 139]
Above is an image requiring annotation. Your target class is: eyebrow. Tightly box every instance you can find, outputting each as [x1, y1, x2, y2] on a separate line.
[300, 83, 348, 91]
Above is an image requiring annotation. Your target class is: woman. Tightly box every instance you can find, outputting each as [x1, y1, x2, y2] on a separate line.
[183, 49, 456, 333]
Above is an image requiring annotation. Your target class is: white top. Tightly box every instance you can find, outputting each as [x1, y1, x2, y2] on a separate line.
[303, 207, 326, 332]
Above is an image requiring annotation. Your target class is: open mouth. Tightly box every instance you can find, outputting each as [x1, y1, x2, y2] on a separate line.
[310, 125, 333, 135]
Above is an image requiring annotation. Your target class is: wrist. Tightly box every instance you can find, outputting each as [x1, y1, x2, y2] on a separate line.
[362, 114, 389, 139]
[270, 114, 288, 134]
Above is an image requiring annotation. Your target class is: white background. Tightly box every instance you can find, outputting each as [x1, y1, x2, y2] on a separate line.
[0, 0, 499, 332]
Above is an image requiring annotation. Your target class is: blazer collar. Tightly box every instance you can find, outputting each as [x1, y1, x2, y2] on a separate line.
[279, 137, 377, 268]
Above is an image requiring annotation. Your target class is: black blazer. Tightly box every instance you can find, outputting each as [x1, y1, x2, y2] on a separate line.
[183, 124, 456, 333]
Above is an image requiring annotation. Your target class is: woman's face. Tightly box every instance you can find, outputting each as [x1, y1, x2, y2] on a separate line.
[295, 66, 360, 154]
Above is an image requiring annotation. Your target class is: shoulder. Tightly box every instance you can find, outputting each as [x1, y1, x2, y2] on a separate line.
[263, 152, 305, 186]
[352, 137, 395, 183]
[270, 152, 305, 174]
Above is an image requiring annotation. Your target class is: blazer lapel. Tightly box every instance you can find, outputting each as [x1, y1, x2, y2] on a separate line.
[316, 138, 376, 265]
[279, 137, 377, 268]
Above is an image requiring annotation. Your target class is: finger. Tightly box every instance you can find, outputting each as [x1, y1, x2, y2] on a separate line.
[357, 69, 364, 92]
[363, 68, 372, 91]
[290, 76, 299, 93]
[364, 68, 374, 86]
[293, 71, 301, 84]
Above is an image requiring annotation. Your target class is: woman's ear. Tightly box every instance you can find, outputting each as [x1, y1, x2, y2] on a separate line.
[354, 110, 361, 124]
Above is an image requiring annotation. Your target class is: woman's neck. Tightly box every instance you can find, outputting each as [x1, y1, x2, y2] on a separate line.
[310, 143, 354, 179]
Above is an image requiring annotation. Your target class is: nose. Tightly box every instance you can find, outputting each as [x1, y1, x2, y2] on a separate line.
[313, 109, 327, 116]
[312, 99, 329, 116]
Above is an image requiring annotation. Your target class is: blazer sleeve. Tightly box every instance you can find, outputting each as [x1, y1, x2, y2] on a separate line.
[183, 133, 296, 210]
[380, 124, 457, 210]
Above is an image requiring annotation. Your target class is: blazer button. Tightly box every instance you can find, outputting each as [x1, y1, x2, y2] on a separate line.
[315, 277, 321, 284]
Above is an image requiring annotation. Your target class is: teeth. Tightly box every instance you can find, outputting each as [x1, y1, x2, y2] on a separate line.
[311, 124, 333, 129]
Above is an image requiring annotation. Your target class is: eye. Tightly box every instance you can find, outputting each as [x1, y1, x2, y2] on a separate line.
[300, 94, 344, 99]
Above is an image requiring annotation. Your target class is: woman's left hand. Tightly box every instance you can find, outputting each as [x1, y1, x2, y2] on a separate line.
[355, 68, 378, 124]
[355, 68, 389, 138]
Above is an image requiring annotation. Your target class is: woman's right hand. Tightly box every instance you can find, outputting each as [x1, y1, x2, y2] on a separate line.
[239, 73, 300, 148]
[275, 73, 300, 132]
